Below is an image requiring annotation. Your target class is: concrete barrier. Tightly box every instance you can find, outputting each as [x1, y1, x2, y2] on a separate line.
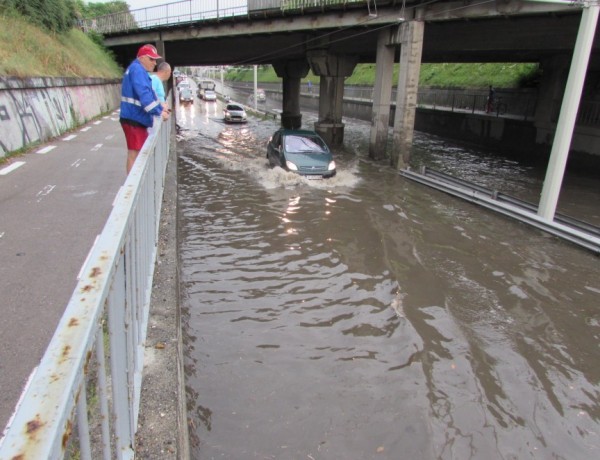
[0, 77, 121, 158]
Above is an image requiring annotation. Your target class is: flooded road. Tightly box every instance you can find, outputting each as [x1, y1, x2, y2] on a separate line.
[177, 88, 600, 459]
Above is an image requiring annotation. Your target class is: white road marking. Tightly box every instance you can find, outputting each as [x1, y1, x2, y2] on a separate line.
[63, 134, 77, 141]
[0, 161, 25, 175]
[93, 120, 102, 125]
[105, 134, 115, 140]
[80, 127, 91, 132]
[91, 144, 103, 151]
[1, 365, 38, 440]
[36, 185, 56, 202]
[36, 145, 56, 154]
[0, 232, 5, 239]
[71, 159, 85, 168]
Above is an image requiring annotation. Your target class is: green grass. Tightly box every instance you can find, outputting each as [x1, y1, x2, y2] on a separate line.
[0, 10, 122, 78]
[226, 62, 540, 90]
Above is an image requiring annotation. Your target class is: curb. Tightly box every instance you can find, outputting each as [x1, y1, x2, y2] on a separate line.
[135, 122, 190, 459]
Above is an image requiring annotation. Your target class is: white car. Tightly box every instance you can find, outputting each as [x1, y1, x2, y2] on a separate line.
[204, 90, 217, 102]
[223, 103, 247, 123]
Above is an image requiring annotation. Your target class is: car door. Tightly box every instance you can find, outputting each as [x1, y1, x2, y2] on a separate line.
[267, 131, 282, 167]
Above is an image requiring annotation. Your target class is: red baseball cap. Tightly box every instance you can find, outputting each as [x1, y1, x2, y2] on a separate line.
[137, 44, 161, 59]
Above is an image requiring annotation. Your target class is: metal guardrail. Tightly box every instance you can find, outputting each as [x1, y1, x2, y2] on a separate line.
[0, 117, 171, 459]
[82, 0, 369, 34]
[400, 166, 600, 254]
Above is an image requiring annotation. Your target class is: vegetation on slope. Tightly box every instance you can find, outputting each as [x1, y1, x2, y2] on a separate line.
[225, 62, 541, 89]
[0, 1, 124, 78]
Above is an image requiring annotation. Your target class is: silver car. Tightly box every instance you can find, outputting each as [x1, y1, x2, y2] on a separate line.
[204, 90, 217, 102]
[223, 103, 247, 123]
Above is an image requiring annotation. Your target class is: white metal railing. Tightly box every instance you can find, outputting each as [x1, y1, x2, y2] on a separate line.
[0, 117, 171, 459]
[82, 0, 370, 34]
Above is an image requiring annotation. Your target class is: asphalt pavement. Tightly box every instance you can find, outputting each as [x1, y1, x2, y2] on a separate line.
[0, 111, 127, 425]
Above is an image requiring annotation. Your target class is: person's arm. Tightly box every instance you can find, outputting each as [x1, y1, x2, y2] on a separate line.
[133, 65, 163, 118]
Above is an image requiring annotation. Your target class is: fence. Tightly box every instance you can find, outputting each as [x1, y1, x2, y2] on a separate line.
[0, 118, 171, 459]
[82, 0, 373, 34]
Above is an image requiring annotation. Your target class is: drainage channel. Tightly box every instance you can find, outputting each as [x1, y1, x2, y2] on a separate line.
[399, 166, 600, 255]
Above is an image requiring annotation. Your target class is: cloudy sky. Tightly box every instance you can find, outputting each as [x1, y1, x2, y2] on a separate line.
[96, 0, 246, 12]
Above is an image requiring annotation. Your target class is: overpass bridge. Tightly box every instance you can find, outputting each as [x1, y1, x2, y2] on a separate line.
[91, 0, 598, 220]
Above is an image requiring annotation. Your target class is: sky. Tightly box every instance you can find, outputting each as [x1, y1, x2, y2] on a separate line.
[96, 0, 244, 11]
[93, 0, 174, 11]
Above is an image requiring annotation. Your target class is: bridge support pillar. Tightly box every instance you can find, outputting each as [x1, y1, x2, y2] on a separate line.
[533, 55, 570, 145]
[391, 18, 424, 169]
[369, 29, 395, 161]
[273, 60, 310, 129]
[307, 50, 357, 146]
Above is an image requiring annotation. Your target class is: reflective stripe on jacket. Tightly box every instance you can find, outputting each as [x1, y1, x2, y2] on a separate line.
[120, 59, 163, 127]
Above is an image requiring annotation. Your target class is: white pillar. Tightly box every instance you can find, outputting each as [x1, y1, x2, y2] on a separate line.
[538, 5, 599, 220]
[253, 65, 258, 111]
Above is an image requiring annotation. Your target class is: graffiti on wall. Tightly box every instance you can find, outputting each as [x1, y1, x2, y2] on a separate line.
[0, 82, 120, 158]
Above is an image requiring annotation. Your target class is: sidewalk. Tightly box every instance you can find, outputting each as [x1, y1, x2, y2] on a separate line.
[0, 113, 187, 457]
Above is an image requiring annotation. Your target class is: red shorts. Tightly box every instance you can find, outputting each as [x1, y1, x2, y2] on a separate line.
[120, 121, 149, 151]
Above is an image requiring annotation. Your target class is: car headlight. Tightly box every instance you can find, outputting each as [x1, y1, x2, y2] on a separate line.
[286, 160, 298, 171]
[328, 161, 336, 171]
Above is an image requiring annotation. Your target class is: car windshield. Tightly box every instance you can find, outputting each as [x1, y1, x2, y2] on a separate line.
[284, 135, 327, 153]
[227, 104, 243, 111]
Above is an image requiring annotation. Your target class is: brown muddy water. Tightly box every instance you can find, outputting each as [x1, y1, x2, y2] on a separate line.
[177, 91, 600, 460]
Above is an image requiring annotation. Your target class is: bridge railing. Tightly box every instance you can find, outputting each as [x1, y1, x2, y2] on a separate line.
[83, 0, 371, 34]
[0, 117, 171, 459]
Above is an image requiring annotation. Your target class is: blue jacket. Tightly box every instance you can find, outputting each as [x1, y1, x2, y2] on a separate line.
[120, 59, 163, 127]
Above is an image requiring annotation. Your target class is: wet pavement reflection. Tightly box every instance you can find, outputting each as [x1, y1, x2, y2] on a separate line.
[177, 83, 600, 459]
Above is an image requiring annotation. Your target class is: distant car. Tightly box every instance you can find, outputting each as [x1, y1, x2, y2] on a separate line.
[204, 90, 217, 102]
[266, 129, 336, 179]
[223, 103, 247, 123]
[179, 88, 193, 104]
[249, 89, 266, 104]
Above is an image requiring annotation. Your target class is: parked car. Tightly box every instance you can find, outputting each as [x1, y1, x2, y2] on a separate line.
[223, 103, 247, 123]
[179, 88, 194, 104]
[266, 129, 336, 179]
[204, 90, 217, 101]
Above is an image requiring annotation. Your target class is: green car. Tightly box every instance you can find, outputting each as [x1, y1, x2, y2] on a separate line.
[266, 129, 336, 179]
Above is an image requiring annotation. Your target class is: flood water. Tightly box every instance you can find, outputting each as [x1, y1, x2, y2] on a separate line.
[177, 88, 600, 460]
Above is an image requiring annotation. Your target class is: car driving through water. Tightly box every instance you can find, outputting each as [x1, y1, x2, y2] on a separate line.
[266, 128, 336, 179]
[223, 103, 247, 123]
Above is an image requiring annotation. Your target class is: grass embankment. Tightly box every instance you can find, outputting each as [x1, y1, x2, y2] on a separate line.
[226, 62, 540, 89]
[0, 11, 122, 78]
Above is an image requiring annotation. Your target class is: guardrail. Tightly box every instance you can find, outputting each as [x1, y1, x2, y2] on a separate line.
[0, 117, 171, 459]
[82, 0, 370, 34]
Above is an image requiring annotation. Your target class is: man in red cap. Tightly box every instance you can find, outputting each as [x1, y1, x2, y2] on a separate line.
[120, 44, 171, 174]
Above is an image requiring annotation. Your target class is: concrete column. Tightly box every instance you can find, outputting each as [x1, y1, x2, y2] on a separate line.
[155, 40, 166, 61]
[369, 29, 395, 160]
[272, 60, 310, 129]
[391, 19, 424, 169]
[533, 55, 570, 145]
[307, 50, 357, 146]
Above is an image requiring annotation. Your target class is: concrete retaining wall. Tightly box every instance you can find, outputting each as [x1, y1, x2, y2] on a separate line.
[0, 77, 121, 158]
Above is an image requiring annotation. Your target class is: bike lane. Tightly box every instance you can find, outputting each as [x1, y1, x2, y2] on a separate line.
[0, 111, 126, 433]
